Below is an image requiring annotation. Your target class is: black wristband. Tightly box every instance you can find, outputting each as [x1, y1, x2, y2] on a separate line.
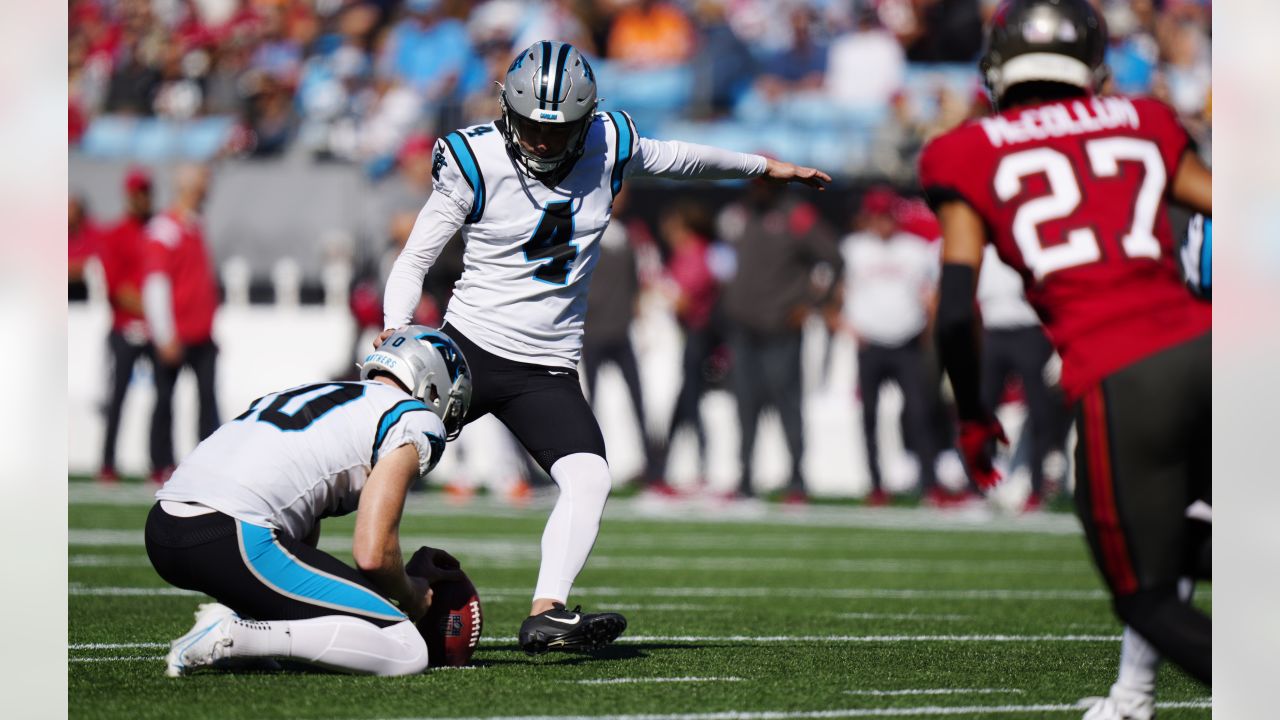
[935, 263, 985, 422]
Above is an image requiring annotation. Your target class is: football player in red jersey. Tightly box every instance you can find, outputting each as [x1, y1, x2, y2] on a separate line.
[919, 0, 1211, 693]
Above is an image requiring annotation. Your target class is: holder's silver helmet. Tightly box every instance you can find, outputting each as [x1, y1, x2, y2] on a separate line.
[360, 326, 472, 440]
[499, 41, 598, 181]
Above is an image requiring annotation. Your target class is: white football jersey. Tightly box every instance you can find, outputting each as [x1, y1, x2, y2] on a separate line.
[841, 231, 939, 347]
[384, 111, 767, 368]
[156, 380, 445, 541]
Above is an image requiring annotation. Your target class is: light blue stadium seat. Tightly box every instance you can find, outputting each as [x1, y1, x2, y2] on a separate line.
[179, 117, 235, 159]
[79, 116, 138, 158]
[132, 119, 181, 162]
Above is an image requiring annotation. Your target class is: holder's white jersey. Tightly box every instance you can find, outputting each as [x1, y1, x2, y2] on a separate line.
[384, 111, 767, 368]
[156, 380, 445, 541]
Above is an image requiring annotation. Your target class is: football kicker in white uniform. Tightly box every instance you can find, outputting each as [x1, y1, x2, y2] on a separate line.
[147, 327, 472, 676]
[377, 40, 831, 654]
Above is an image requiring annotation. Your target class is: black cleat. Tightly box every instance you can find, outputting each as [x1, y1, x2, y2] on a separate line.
[518, 604, 627, 655]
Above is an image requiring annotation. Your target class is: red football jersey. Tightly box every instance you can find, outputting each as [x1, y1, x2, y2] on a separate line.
[143, 212, 219, 344]
[99, 217, 149, 334]
[919, 95, 1210, 400]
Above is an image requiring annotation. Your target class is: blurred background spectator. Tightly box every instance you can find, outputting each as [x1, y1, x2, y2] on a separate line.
[584, 189, 657, 488]
[143, 163, 221, 484]
[836, 187, 941, 505]
[651, 200, 722, 495]
[97, 168, 156, 484]
[720, 180, 841, 503]
[976, 246, 1070, 512]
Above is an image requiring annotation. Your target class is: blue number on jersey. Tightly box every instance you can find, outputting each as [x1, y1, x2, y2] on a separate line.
[235, 383, 366, 431]
[522, 200, 577, 285]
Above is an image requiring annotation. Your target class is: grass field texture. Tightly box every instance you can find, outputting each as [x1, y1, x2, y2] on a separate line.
[68, 481, 1211, 719]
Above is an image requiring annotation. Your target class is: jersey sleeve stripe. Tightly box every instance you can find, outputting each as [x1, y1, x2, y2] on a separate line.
[550, 42, 572, 110]
[607, 111, 635, 197]
[371, 399, 430, 464]
[443, 132, 486, 224]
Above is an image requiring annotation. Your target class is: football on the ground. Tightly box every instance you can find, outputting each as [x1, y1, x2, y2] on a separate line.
[418, 574, 483, 667]
[406, 545, 484, 666]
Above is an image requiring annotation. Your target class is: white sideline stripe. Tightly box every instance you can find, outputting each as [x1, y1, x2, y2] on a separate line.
[68, 584, 1108, 601]
[835, 613, 970, 621]
[70, 585, 202, 596]
[69, 484, 1082, 534]
[70, 655, 163, 663]
[68, 633, 1121, 657]
[475, 634, 1120, 644]
[70, 642, 167, 650]
[363, 700, 1212, 720]
[66, 540, 1088, 576]
[843, 689, 1023, 697]
[574, 677, 744, 685]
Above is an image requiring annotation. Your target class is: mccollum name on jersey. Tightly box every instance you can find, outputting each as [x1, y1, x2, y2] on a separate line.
[919, 95, 1210, 401]
[980, 96, 1140, 147]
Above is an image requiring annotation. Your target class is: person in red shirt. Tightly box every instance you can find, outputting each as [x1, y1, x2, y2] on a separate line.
[652, 201, 721, 493]
[69, 195, 100, 302]
[920, 0, 1211, 689]
[143, 164, 222, 482]
[96, 167, 155, 483]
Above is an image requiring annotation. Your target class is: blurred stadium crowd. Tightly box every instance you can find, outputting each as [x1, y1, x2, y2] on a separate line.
[69, 0, 1211, 176]
[68, 0, 1212, 508]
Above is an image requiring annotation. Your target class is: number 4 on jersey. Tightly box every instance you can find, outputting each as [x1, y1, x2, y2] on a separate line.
[523, 200, 577, 285]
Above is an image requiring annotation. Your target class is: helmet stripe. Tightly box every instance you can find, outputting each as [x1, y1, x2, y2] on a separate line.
[538, 40, 552, 110]
[550, 42, 572, 111]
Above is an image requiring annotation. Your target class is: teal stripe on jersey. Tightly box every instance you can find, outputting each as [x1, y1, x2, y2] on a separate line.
[237, 522, 405, 622]
[608, 111, 635, 197]
[443, 132, 486, 223]
[371, 399, 429, 464]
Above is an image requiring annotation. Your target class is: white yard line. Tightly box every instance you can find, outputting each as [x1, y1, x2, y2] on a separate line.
[69, 642, 167, 650]
[66, 546, 1088, 576]
[835, 613, 970, 621]
[68, 484, 1081, 535]
[843, 689, 1023, 697]
[69, 656, 163, 663]
[68, 584, 1107, 601]
[356, 700, 1212, 720]
[69, 633, 1121, 654]
[573, 677, 744, 685]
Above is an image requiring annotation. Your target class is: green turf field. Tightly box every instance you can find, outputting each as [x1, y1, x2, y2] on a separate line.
[68, 480, 1211, 719]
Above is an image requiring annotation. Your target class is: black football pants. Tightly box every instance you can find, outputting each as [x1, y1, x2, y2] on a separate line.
[1072, 332, 1211, 685]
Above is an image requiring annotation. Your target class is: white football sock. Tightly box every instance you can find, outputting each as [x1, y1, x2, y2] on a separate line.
[228, 616, 427, 676]
[1113, 579, 1195, 695]
[534, 452, 612, 602]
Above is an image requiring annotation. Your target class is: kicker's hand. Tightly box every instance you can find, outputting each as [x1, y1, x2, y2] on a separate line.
[373, 327, 397, 349]
[763, 159, 831, 190]
[957, 418, 1009, 491]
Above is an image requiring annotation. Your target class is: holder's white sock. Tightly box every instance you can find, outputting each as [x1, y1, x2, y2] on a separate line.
[228, 616, 427, 676]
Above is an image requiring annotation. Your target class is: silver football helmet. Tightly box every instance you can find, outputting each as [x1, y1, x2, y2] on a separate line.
[499, 41, 598, 181]
[360, 326, 472, 440]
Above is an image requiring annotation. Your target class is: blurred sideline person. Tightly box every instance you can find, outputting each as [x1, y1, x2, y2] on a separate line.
[652, 201, 721, 493]
[720, 177, 842, 503]
[378, 41, 830, 653]
[922, 0, 1212, 690]
[583, 199, 655, 486]
[836, 187, 940, 506]
[976, 245, 1068, 511]
[143, 163, 222, 483]
[97, 168, 156, 483]
[148, 327, 470, 677]
[69, 195, 99, 301]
